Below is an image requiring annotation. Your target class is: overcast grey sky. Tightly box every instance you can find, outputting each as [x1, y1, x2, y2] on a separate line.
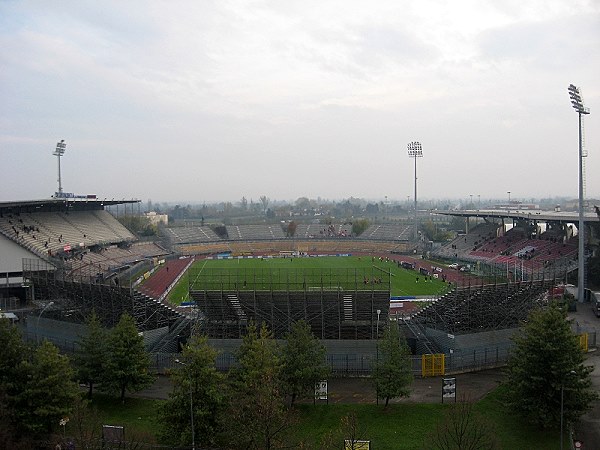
[1, 1, 599, 204]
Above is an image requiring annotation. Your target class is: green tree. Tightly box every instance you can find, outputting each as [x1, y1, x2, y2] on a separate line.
[117, 215, 157, 236]
[0, 319, 27, 393]
[0, 320, 30, 446]
[103, 313, 154, 403]
[351, 218, 370, 236]
[226, 322, 295, 449]
[15, 341, 79, 435]
[281, 320, 330, 405]
[74, 311, 108, 398]
[158, 335, 226, 447]
[260, 195, 270, 215]
[450, 216, 466, 233]
[505, 303, 598, 428]
[372, 321, 413, 407]
[287, 220, 297, 237]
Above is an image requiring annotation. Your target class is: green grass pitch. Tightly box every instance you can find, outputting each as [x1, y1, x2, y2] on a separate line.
[168, 256, 449, 305]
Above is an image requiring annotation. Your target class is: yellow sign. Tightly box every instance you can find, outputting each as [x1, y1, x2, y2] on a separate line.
[344, 440, 370, 449]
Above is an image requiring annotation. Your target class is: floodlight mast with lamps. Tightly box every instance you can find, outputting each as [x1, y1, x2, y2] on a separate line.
[568, 84, 590, 304]
[407, 142, 423, 241]
[53, 140, 66, 196]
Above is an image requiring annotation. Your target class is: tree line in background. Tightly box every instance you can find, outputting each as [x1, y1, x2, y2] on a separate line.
[0, 302, 596, 449]
[143, 195, 580, 224]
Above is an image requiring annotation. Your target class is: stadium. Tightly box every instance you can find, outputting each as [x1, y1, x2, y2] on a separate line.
[2, 187, 598, 376]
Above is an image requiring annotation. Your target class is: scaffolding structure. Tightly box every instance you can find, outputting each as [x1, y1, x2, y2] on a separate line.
[409, 278, 555, 335]
[23, 258, 182, 331]
[189, 267, 391, 339]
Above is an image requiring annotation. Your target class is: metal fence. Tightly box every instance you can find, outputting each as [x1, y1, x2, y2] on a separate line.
[148, 344, 517, 377]
[23, 321, 597, 378]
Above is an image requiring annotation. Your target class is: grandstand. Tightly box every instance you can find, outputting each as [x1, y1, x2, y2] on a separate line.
[162, 226, 220, 244]
[410, 279, 553, 335]
[225, 224, 286, 240]
[188, 266, 390, 340]
[401, 278, 556, 365]
[433, 217, 580, 280]
[358, 223, 413, 240]
[294, 223, 352, 238]
[3, 196, 591, 372]
[0, 209, 135, 259]
[0, 198, 187, 350]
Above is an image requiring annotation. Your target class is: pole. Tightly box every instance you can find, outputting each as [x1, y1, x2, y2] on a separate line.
[414, 155, 418, 241]
[577, 111, 585, 303]
[568, 84, 589, 302]
[57, 153, 62, 195]
[560, 384, 564, 450]
[560, 370, 576, 450]
[190, 381, 195, 450]
[376, 309, 381, 405]
[36, 301, 54, 342]
[175, 359, 195, 450]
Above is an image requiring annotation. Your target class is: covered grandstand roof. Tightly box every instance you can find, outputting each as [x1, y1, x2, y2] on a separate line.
[0, 197, 139, 212]
[435, 209, 600, 223]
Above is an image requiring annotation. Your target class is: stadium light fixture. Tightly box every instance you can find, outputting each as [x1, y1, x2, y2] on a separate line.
[568, 84, 590, 303]
[53, 140, 67, 196]
[407, 142, 423, 241]
[36, 301, 54, 342]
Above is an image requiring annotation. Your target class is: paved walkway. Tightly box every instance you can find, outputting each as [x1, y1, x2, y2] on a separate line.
[135, 368, 504, 404]
[569, 304, 600, 449]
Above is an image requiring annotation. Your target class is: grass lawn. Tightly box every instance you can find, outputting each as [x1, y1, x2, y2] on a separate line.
[474, 385, 565, 449]
[88, 394, 161, 440]
[293, 403, 445, 449]
[168, 256, 450, 305]
[89, 387, 562, 449]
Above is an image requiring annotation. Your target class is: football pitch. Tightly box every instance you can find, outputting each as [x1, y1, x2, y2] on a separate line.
[168, 256, 450, 304]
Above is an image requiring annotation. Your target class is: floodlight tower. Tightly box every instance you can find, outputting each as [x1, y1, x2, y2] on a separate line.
[568, 84, 590, 303]
[407, 142, 423, 241]
[53, 139, 67, 196]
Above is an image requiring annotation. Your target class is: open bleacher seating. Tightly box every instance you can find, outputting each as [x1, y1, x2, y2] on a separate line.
[294, 223, 352, 238]
[433, 221, 578, 275]
[67, 242, 170, 279]
[0, 210, 135, 259]
[358, 224, 413, 240]
[225, 224, 286, 240]
[163, 226, 220, 244]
